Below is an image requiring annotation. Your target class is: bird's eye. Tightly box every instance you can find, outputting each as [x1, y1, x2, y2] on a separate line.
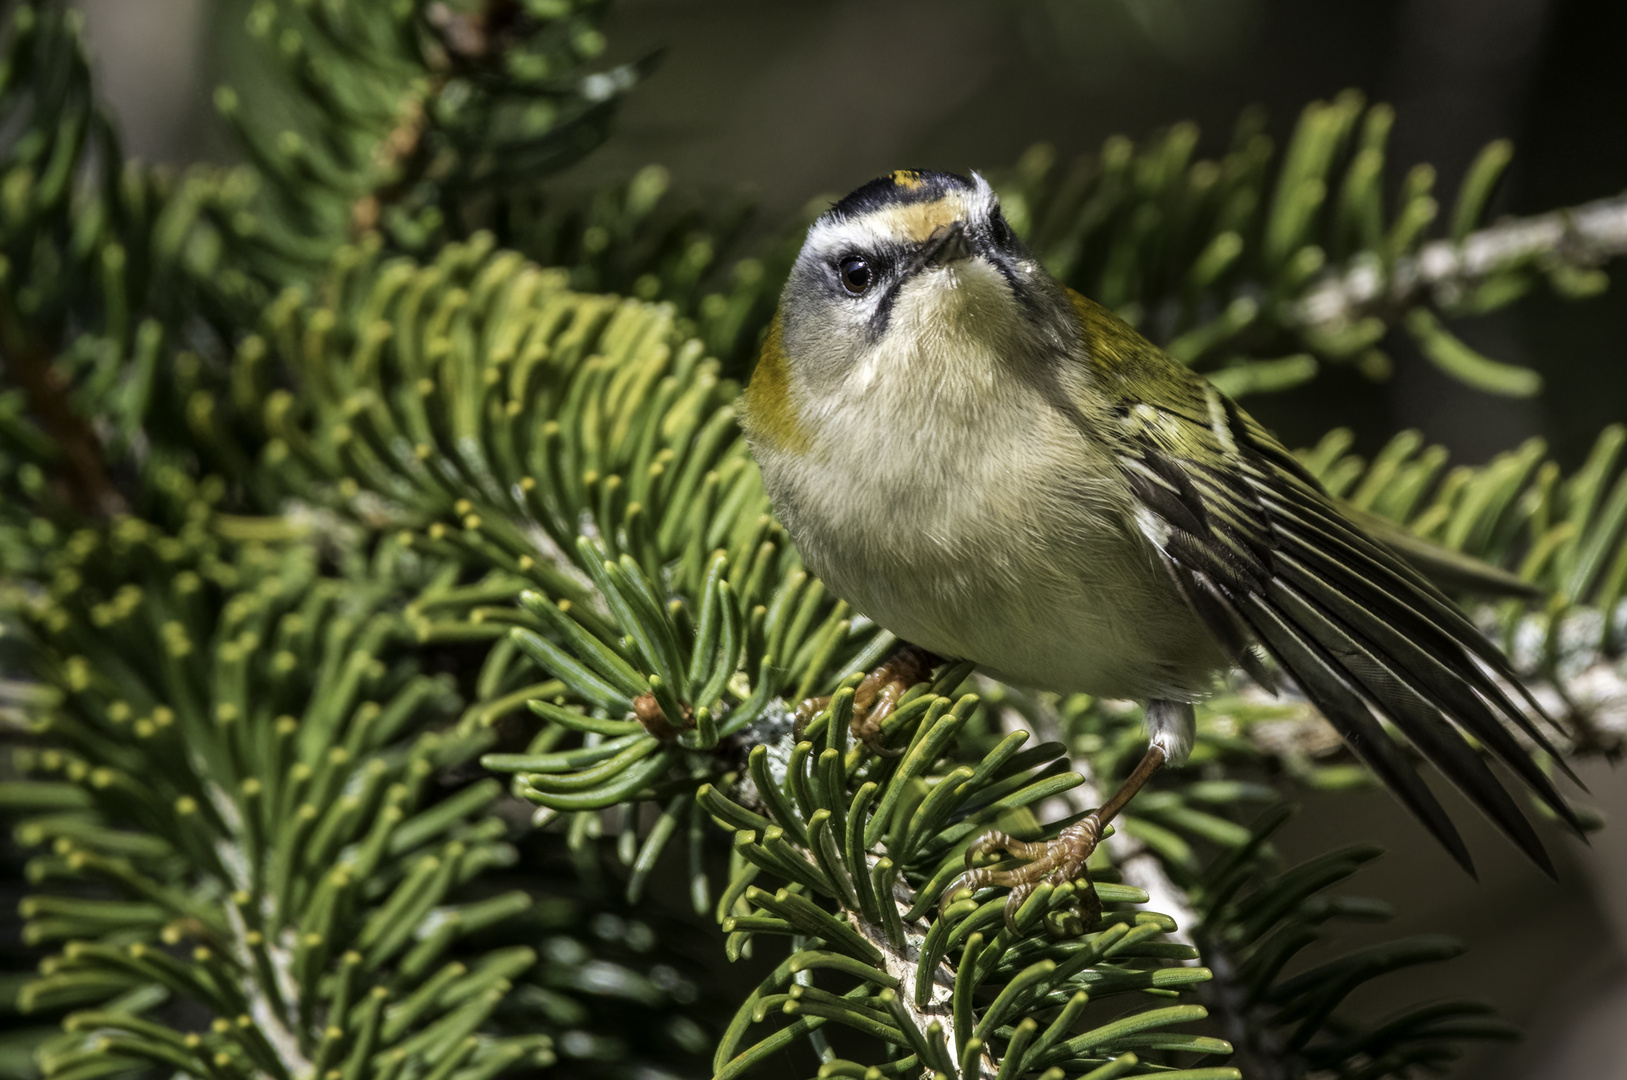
[990, 212, 1010, 244]
[837, 255, 872, 295]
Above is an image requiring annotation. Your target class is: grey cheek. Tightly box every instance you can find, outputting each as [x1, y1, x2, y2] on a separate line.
[783, 305, 866, 389]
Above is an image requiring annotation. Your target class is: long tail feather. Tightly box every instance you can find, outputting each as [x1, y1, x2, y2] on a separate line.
[1243, 599, 1477, 876]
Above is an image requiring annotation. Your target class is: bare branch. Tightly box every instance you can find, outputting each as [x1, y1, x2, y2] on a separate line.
[1289, 192, 1627, 331]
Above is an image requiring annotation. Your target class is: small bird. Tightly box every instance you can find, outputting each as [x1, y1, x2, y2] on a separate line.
[740, 169, 1582, 923]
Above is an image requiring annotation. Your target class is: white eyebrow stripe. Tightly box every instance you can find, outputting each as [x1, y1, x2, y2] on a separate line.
[806, 216, 899, 257]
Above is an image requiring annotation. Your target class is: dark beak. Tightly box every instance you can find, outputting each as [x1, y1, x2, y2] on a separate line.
[908, 221, 973, 275]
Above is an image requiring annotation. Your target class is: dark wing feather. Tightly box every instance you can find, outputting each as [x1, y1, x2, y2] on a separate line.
[1247, 458, 1580, 784]
[1108, 371, 1584, 873]
[1243, 593, 1476, 875]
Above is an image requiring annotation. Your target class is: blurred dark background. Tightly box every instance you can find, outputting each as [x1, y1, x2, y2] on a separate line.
[70, 0, 1627, 1075]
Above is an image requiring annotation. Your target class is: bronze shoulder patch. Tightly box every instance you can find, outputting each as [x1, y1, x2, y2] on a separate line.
[740, 316, 811, 455]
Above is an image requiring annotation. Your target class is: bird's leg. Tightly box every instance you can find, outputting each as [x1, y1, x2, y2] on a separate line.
[943, 743, 1169, 930]
[793, 644, 942, 757]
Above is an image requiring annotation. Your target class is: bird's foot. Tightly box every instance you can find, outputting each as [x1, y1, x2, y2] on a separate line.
[939, 743, 1171, 934]
[793, 644, 941, 757]
[942, 815, 1105, 932]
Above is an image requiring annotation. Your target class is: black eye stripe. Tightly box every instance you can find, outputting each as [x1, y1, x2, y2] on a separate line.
[987, 209, 1013, 245]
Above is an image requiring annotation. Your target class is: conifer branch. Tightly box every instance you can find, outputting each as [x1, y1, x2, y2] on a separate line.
[1290, 192, 1627, 331]
[11, 7, 1627, 1071]
[223, 902, 311, 1076]
[851, 889, 997, 1080]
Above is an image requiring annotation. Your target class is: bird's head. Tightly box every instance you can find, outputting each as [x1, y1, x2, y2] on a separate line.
[745, 170, 1078, 454]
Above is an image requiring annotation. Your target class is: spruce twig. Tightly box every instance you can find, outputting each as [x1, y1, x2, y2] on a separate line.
[851, 892, 998, 1080]
[1291, 192, 1627, 331]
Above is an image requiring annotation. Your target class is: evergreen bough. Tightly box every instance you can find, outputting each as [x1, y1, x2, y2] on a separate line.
[3, 2, 1626, 1078]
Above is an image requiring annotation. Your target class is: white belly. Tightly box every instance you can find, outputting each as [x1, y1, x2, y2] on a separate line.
[762, 410, 1224, 702]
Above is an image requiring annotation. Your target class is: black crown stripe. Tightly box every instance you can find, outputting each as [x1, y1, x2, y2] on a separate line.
[823, 170, 977, 223]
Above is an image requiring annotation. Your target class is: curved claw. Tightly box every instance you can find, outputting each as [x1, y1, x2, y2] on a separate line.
[939, 872, 980, 918]
[791, 694, 825, 744]
[851, 688, 906, 757]
[1002, 882, 1036, 932]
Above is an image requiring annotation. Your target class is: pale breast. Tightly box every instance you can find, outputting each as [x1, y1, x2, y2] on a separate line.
[767, 400, 1225, 702]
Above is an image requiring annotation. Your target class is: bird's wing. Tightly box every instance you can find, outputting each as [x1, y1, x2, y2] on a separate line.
[1082, 313, 1580, 875]
[1347, 506, 1543, 599]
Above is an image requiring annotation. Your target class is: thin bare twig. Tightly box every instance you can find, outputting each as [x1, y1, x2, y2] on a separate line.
[1289, 192, 1627, 330]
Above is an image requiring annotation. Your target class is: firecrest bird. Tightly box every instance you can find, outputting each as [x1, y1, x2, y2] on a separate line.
[740, 169, 1583, 925]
